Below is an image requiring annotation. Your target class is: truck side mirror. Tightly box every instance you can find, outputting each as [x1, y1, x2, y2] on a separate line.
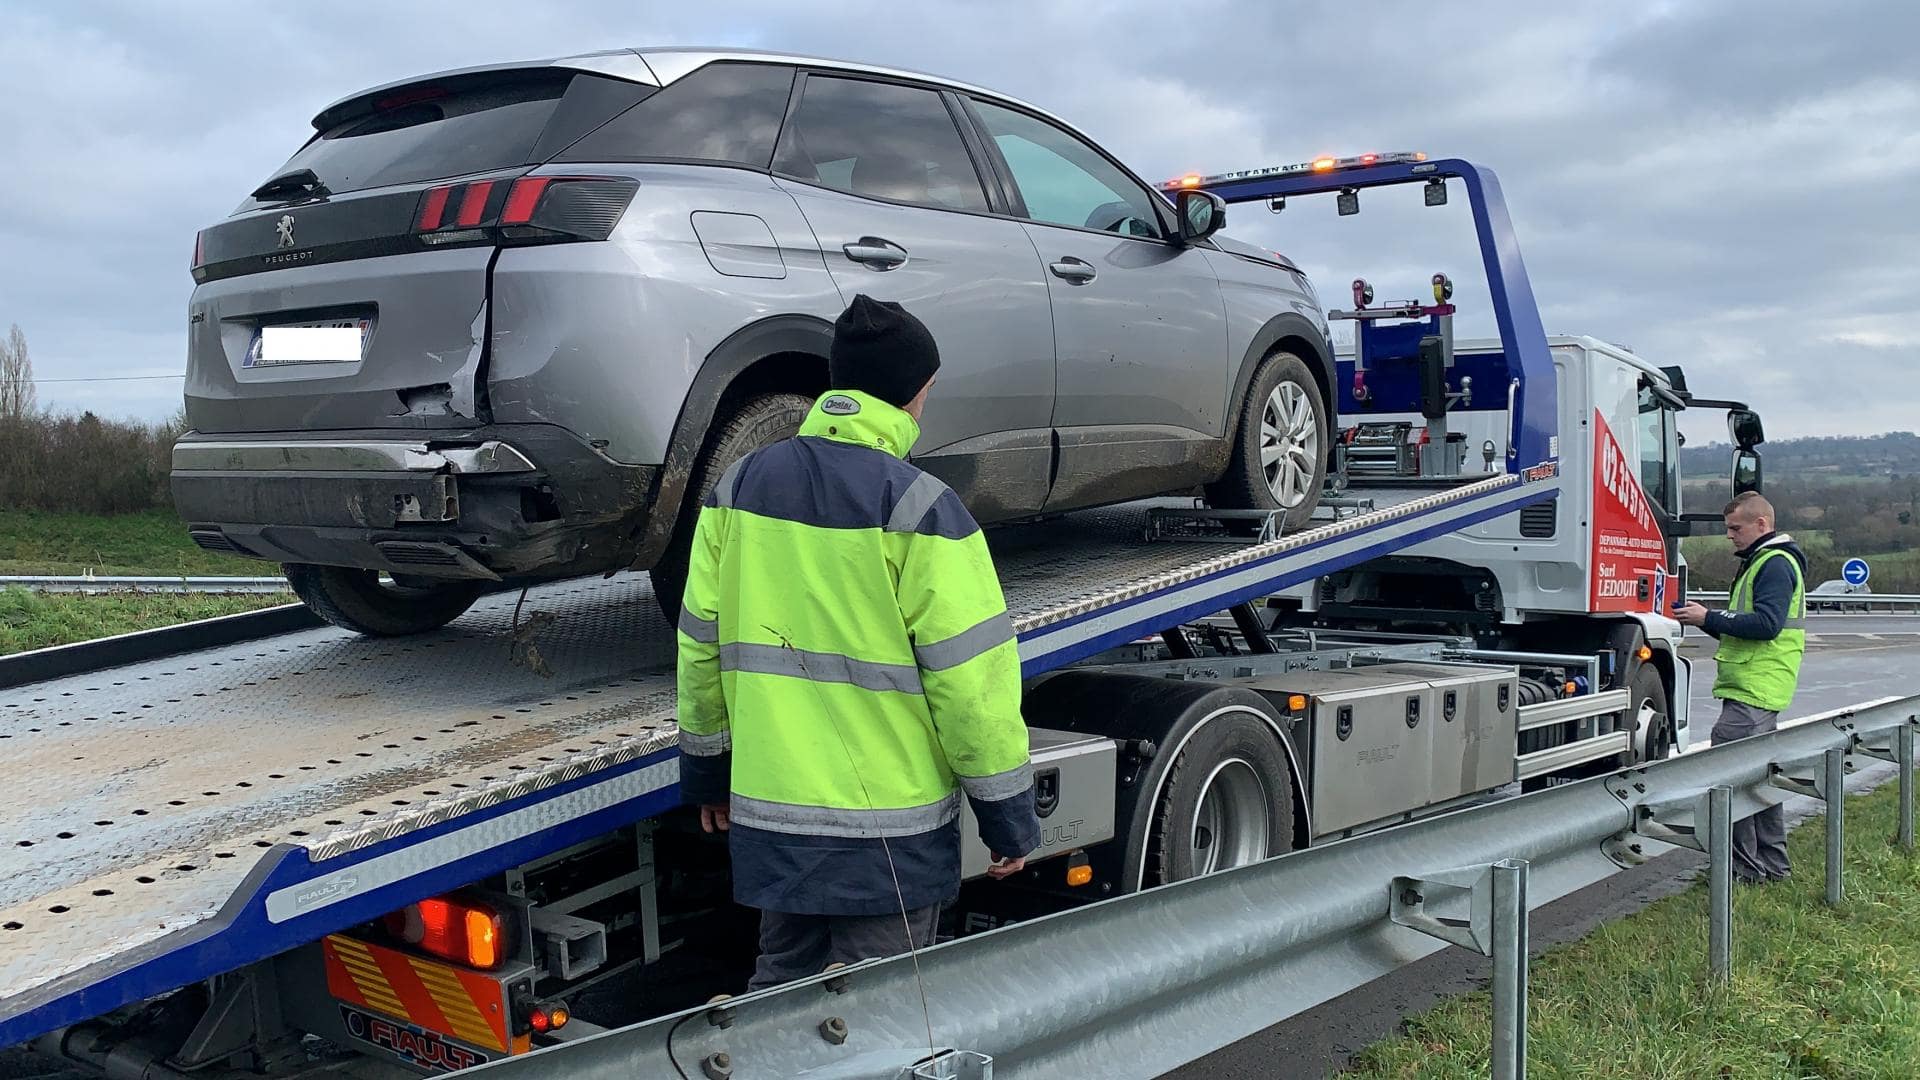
[1728, 409, 1764, 449]
[1176, 189, 1227, 245]
[1733, 449, 1762, 495]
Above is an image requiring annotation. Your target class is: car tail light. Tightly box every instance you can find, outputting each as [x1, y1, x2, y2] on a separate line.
[416, 186, 452, 231]
[413, 176, 637, 247]
[191, 229, 205, 271]
[455, 181, 495, 228]
[501, 177, 553, 224]
[383, 896, 504, 969]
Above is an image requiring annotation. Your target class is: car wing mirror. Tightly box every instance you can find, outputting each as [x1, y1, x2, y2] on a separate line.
[1176, 189, 1226, 245]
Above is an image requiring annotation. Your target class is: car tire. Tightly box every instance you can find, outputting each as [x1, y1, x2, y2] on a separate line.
[284, 564, 485, 637]
[1207, 351, 1329, 535]
[1144, 710, 1294, 886]
[650, 391, 813, 621]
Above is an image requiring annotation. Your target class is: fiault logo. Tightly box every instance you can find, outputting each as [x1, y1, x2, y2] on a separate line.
[275, 215, 296, 249]
[293, 874, 359, 911]
[340, 1005, 490, 1073]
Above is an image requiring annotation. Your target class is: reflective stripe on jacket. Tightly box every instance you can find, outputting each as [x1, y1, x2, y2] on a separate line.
[675, 389, 1040, 915]
[1712, 540, 1807, 712]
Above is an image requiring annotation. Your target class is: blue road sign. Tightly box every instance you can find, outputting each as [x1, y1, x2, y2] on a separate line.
[1842, 558, 1871, 587]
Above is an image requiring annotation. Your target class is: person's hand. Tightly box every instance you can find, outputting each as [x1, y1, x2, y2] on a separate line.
[1672, 601, 1710, 628]
[700, 804, 731, 833]
[985, 852, 1026, 880]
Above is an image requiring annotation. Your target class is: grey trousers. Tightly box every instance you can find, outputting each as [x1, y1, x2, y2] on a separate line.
[748, 905, 940, 991]
[1712, 699, 1791, 881]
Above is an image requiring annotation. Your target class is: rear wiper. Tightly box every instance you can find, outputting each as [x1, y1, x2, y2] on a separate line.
[251, 168, 331, 200]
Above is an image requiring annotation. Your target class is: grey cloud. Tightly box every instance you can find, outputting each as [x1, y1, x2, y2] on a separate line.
[0, 0, 1912, 439]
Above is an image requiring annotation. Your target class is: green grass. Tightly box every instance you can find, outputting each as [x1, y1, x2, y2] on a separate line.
[0, 509, 266, 576]
[0, 587, 293, 656]
[1344, 781, 1920, 1078]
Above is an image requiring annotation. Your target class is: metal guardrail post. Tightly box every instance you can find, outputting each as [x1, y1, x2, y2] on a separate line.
[1625, 786, 1733, 981]
[1855, 718, 1917, 853]
[1490, 859, 1529, 1080]
[1772, 746, 1852, 906]
[1707, 785, 1733, 981]
[1825, 747, 1846, 906]
[1390, 859, 1531, 1080]
[1904, 724, 1916, 854]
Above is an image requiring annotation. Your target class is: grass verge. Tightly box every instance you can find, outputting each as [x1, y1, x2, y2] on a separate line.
[0, 508, 267, 577]
[0, 587, 294, 656]
[1344, 780, 1920, 1079]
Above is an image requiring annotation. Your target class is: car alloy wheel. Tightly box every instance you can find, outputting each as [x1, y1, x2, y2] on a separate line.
[1262, 381, 1320, 508]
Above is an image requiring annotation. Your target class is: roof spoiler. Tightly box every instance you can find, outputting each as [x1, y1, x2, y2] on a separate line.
[309, 50, 658, 132]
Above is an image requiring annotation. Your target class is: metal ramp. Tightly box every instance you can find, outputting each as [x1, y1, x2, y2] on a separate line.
[0, 472, 1549, 1047]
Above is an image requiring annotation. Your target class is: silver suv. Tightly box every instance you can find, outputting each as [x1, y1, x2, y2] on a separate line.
[174, 47, 1335, 635]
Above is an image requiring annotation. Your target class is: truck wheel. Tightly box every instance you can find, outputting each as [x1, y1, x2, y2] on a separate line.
[1627, 662, 1672, 764]
[284, 564, 484, 637]
[650, 392, 812, 621]
[1207, 352, 1328, 534]
[1146, 711, 1295, 885]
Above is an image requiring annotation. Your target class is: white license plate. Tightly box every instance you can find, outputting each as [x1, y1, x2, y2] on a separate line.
[245, 319, 371, 368]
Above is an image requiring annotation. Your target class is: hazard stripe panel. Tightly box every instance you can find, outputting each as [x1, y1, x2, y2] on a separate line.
[322, 934, 509, 1052]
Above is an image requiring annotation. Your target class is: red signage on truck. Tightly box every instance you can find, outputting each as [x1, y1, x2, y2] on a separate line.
[1590, 409, 1668, 613]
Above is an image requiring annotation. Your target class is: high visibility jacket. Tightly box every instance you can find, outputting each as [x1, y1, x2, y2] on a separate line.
[675, 390, 1040, 915]
[1711, 536, 1807, 712]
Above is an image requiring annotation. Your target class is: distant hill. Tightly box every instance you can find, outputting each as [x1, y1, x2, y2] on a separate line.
[1681, 431, 1920, 478]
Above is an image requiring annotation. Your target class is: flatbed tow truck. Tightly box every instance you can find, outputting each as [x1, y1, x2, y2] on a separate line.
[0, 154, 1768, 1077]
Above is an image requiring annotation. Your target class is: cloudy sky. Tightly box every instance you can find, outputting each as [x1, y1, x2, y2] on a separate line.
[2, 0, 1914, 443]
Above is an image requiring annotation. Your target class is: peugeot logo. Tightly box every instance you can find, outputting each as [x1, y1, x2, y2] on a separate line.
[275, 215, 295, 249]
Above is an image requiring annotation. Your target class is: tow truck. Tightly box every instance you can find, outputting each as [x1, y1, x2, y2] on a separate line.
[0, 152, 1769, 1077]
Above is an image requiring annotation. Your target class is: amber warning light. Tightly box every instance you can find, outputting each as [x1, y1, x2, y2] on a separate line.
[1166, 151, 1429, 192]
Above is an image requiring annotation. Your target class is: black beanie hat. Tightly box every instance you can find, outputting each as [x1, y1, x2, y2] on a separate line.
[829, 294, 941, 408]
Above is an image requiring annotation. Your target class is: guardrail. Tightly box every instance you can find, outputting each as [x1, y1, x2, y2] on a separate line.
[469, 695, 1920, 1080]
[1690, 590, 1920, 615]
[0, 574, 290, 594]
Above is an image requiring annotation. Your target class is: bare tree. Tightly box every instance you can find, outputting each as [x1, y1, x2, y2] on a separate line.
[0, 323, 35, 423]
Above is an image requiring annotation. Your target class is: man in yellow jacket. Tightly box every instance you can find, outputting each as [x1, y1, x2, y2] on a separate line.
[1674, 491, 1807, 883]
[676, 294, 1040, 990]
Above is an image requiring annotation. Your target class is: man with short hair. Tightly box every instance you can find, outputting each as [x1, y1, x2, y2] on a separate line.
[675, 294, 1041, 990]
[1674, 491, 1807, 884]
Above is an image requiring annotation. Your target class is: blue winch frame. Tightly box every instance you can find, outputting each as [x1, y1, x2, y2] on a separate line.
[1175, 157, 1560, 474]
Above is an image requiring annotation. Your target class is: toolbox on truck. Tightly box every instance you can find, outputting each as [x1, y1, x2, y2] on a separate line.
[1241, 662, 1517, 836]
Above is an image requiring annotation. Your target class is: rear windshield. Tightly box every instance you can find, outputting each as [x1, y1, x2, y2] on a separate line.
[259, 73, 574, 199]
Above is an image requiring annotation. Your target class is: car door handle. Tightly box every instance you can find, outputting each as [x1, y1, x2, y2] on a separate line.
[842, 237, 908, 269]
[1048, 257, 1097, 284]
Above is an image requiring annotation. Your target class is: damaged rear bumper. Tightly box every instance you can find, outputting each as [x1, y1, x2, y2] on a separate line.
[170, 425, 657, 581]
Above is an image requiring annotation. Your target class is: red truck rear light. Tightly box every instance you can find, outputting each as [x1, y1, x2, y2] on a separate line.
[414, 176, 636, 246]
[383, 896, 504, 969]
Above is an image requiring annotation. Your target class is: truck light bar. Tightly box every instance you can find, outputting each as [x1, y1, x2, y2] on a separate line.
[1165, 151, 1428, 192]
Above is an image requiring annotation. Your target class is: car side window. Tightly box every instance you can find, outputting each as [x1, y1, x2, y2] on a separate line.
[772, 76, 989, 213]
[969, 99, 1164, 239]
[553, 61, 796, 167]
